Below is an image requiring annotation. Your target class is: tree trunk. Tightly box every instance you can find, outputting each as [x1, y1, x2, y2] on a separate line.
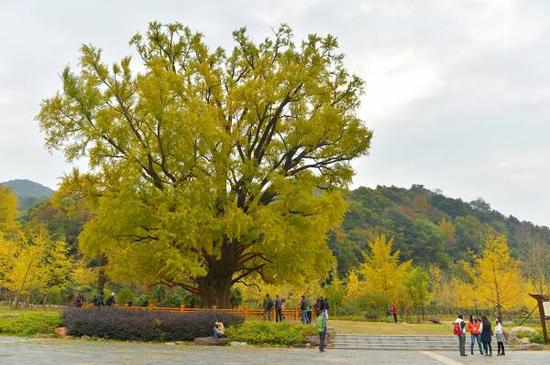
[196, 269, 233, 308]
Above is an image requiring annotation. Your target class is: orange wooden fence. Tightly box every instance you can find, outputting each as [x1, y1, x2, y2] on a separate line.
[84, 304, 309, 321]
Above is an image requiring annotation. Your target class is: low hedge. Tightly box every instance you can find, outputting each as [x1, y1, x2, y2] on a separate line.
[226, 320, 317, 345]
[63, 308, 243, 341]
[0, 309, 63, 336]
[515, 328, 545, 344]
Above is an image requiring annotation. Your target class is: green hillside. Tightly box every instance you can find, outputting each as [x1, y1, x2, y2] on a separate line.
[330, 185, 550, 276]
[0, 179, 54, 211]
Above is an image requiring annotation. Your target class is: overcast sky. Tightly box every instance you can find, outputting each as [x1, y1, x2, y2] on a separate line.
[1, 0, 549, 225]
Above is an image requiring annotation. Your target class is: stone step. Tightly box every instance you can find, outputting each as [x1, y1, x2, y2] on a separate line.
[334, 340, 458, 346]
[332, 335, 460, 351]
[333, 344, 458, 350]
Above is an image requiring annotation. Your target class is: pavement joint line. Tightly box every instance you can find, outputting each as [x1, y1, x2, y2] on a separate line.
[420, 351, 465, 365]
[0, 339, 38, 343]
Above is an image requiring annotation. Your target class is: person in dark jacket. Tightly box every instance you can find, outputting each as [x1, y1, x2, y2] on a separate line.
[274, 295, 282, 322]
[263, 294, 274, 320]
[94, 293, 104, 307]
[480, 316, 493, 356]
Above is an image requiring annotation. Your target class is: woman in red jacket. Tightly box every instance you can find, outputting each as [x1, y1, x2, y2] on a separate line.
[467, 315, 484, 355]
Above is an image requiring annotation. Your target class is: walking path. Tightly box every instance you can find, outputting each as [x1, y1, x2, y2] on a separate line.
[0, 336, 548, 365]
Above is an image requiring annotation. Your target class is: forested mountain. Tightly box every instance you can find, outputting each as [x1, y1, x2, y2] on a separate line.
[0, 179, 54, 211]
[330, 185, 550, 277]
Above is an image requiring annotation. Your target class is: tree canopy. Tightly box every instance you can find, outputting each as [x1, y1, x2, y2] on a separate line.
[38, 22, 372, 306]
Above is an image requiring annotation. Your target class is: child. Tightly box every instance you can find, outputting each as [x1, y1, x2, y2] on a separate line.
[495, 317, 505, 356]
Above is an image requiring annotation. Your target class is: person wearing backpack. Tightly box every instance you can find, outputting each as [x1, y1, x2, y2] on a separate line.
[467, 315, 483, 355]
[453, 314, 467, 356]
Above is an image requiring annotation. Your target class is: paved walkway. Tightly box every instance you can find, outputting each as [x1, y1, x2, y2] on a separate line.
[0, 337, 548, 365]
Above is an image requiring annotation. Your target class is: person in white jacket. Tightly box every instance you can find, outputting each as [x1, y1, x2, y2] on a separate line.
[454, 314, 467, 356]
[495, 317, 505, 356]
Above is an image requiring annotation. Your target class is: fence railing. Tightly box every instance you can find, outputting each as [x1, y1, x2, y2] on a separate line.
[84, 304, 310, 321]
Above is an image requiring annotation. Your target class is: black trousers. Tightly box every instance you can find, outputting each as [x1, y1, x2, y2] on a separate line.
[393, 314, 397, 323]
[482, 340, 492, 354]
[319, 330, 327, 351]
[275, 309, 283, 322]
[497, 341, 505, 354]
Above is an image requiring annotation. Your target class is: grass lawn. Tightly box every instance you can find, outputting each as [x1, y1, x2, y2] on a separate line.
[330, 320, 453, 335]
[0, 306, 62, 337]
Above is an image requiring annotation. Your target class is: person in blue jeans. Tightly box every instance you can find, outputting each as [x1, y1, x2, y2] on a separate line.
[467, 315, 483, 355]
[300, 295, 309, 324]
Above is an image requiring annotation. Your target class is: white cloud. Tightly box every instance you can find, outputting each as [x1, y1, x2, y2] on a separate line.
[2, 0, 550, 225]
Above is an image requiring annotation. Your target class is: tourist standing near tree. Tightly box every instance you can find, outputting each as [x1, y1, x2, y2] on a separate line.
[306, 297, 313, 324]
[316, 309, 328, 352]
[467, 315, 483, 355]
[300, 296, 308, 324]
[480, 316, 493, 356]
[94, 292, 104, 307]
[263, 294, 273, 320]
[274, 295, 282, 322]
[495, 317, 505, 356]
[453, 314, 467, 357]
[391, 303, 398, 323]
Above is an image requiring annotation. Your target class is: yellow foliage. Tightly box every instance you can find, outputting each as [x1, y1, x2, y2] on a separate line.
[353, 234, 412, 309]
[474, 234, 525, 314]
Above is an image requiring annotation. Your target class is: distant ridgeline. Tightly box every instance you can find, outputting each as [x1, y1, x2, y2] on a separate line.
[330, 185, 550, 277]
[0, 179, 54, 211]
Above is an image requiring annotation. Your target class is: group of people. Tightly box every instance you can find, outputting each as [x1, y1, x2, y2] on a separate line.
[262, 294, 287, 322]
[454, 314, 506, 357]
[74, 292, 116, 307]
[262, 293, 330, 352]
[385, 303, 399, 323]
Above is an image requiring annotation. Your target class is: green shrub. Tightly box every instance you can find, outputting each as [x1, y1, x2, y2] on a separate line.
[516, 328, 545, 344]
[0, 310, 62, 336]
[226, 321, 317, 345]
[117, 288, 136, 305]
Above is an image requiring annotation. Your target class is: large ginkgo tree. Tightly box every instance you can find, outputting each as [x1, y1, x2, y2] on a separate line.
[38, 22, 372, 307]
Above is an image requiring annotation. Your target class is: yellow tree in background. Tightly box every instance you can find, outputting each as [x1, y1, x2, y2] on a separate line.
[353, 234, 411, 310]
[474, 233, 525, 317]
[0, 187, 22, 241]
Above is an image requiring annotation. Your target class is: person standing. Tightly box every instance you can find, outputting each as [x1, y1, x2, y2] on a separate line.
[306, 296, 313, 324]
[274, 295, 282, 322]
[263, 294, 273, 320]
[316, 309, 328, 352]
[453, 314, 467, 357]
[480, 315, 493, 356]
[391, 303, 398, 323]
[467, 315, 483, 355]
[300, 296, 308, 324]
[385, 307, 392, 322]
[280, 299, 286, 321]
[93, 292, 104, 307]
[495, 317, 505, 356]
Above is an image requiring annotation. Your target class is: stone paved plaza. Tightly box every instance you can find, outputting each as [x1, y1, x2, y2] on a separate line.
[0, 337, 548, 365]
